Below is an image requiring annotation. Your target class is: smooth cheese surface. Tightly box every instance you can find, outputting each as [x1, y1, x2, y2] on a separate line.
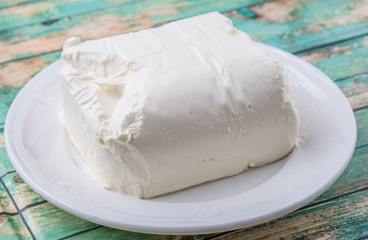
[60, 12, 300, 198]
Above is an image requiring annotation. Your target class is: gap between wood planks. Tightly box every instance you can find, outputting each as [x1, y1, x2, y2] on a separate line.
[0, 0, 146, 32]
[0, 0, 275, 66]
[1, 0, 367, 67]
[58, 226, 102, 240]
[0, 0, 274, 32]
[0, 200, 47, 217]
[1, 18, 368, 68]
[334, 70, 368, 83]
[292, 32, 368, 56]
[0, 0, 276, 65]
[0, 176, 36, 239]
[354, 105, 368, 112]
[0, 170, 16, 179]
[0, 49, 60, 66]
[205, 188, 368, 239]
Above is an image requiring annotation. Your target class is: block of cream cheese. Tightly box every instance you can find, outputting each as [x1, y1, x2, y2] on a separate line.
[60, 12, 300, 198]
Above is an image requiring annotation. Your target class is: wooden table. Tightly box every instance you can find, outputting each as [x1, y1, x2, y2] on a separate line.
[1, 0, 367, 239]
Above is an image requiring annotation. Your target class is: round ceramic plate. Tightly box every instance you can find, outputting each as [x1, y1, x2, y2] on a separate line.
[5, 44, 356, 234]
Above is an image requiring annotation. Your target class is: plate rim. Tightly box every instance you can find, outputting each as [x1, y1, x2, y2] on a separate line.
[4, 43, 357, 234]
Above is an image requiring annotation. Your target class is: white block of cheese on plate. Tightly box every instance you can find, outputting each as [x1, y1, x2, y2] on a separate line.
[60, 12, 300, 198]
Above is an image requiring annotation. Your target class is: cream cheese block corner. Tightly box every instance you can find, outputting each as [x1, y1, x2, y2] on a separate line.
[60, 12, 300, 199]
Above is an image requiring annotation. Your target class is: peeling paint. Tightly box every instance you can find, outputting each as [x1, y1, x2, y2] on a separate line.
[13, 175, 24, 184]
[0, 2, 57, 18]
[0, 57, 48, 88]
[338, 73, 368, 109]
[348, 92, 368, 109]
[225, 10, 247, 21]
[300, 46, 350, 63]
[305, 2, 368, 34]
[343, 79, 368, 96]
[66, 14, 151, 39]
[145, 5, 180, 16]
[249, 0, 300, 23]
[0, 9, 186, 87]
[0, 13, 159, 63]
[300, 51, 331, 64]
[0, 4, 186, 64]
[214, 194, 368, 239]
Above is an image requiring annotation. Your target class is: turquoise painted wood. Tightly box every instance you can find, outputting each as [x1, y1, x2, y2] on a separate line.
[0, 0, 367, 64]
[0, 0, 368, 239]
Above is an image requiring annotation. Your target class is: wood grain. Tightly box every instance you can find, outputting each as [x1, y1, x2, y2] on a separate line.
[336, 72, 368, 110]
[0, 0, 146, 31]
[304, 145, 368, 202]
[354, 108, 368, 147]
[0, 53, 59, 88]
[1, 0, 368, 88]
[0, 178, 17, 214]
[0, 214, 32, 240]
[234, 0, 368, 52]
[22, 202, 97, 239]
[0, 144, 15, 178]
[0, 0, 265, 64]
[2, 172, 44, 210]
[298, 36, 368, 81]
[209, 189, 368, 239]
[1, 0, 367, 64]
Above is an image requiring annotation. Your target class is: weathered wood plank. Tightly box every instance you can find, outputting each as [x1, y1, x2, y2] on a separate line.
[0, 87, 20, 175]
[0, 0, 265, 64]
[22, 202, 212, 240]
[0, 52, 60, 88]
[355, 108, 368, 148]
[1, 0, 368, 66]
[0, 178, 17, 214]
[0, 164, 31, 240]
[233, 0, 368, 53]
[22, 202, 97, 239]
[298, 36, 368, 81]
[0, 0, 44, 10]
[0, 0, 263, 32]
[60, 225, 208, 240]
[0, 135, 16, 177]
[3, 172, 44, 210]
[0, 0, 146, 31]
[307, 144, 368, 203]
[0, 87, 20, 122]
[336, 72, 368, 110]
[209, 188, 368, 239]
[63, 226, 165, 240]
[0, 214, 32, 240]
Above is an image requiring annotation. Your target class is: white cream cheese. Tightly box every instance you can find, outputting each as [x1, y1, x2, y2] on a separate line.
[60, 12, 300, 198]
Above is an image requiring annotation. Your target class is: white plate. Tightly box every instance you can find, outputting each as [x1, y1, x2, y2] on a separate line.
[5, 44, 356, 234]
